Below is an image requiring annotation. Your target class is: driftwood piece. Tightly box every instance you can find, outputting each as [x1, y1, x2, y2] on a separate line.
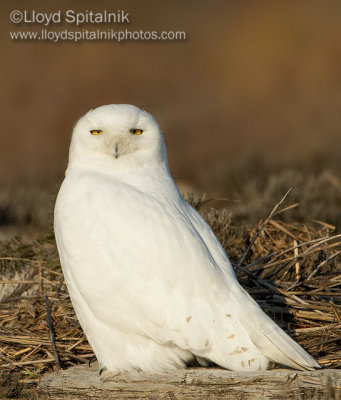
[38, 364, 341, 399]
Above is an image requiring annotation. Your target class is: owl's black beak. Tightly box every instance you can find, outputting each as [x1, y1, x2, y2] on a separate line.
[114, 142, 119, 159]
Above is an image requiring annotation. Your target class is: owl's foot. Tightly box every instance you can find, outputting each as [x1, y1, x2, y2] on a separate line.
[99, 366, 146, 382]
[99, 366, 121, 382]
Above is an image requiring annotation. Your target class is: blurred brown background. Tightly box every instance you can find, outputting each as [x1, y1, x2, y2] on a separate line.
[1, 0, 341, 236]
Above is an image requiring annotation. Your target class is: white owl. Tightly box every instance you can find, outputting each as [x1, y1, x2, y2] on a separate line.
[54, 104, 319, 378]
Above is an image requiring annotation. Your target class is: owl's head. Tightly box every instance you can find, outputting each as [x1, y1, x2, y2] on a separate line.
[68, 104, 168, 172]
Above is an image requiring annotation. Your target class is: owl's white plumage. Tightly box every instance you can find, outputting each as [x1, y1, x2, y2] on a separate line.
[54, 104, 319, 376]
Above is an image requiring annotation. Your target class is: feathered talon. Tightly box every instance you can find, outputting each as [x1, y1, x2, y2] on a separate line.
[99, 368, 121, 382]
[88, 355, 96, 367]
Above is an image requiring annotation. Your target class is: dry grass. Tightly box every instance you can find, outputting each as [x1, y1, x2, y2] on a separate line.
[200, 165, 341, 230]
[0, 190, 340, 392]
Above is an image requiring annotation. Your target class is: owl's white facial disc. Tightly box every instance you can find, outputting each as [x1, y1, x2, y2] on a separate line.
[67, 104, 168, 171]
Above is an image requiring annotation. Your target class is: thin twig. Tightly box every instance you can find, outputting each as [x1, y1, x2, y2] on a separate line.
[1, 357, 56, 367]
[44, 295, 62, 370]
[0, 257, 45, 263]
[241, 252, 277, 270]
[237, 188, 292, 267]
[294, 240, 300, 281]
[304, 335, 341, 349]
[264, 235, 341, 266]
[0, 280, 37, 284]
[307, 251, 341, 281]
[288, 323, 341, 334]
[66, 338, 84, 352]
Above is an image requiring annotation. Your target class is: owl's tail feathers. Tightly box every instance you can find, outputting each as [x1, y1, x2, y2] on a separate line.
[249, 313, 320, 371]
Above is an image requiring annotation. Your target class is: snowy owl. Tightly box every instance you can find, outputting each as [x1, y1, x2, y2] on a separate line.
[54, 104, 319, 378]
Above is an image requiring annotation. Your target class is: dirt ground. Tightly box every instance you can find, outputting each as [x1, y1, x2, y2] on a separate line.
[0, 369, 38, 400]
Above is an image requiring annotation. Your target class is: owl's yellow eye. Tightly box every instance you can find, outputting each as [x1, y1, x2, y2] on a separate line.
[90, 130, 103, 135]
[130, 128, 143, 135]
